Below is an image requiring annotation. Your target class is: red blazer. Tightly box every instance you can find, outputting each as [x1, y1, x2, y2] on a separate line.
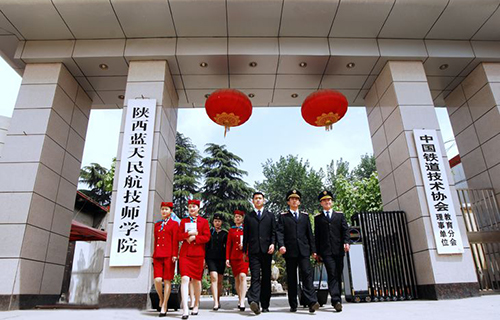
[226, 227, 245, 260]
[179, 216, 211, 257]
[153, 219, 179, 258]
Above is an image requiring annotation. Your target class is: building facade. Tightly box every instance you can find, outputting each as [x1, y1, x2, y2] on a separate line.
[0, 0, 499, 310]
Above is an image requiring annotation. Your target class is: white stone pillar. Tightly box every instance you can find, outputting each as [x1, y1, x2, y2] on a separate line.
[100, 60, 178, 308]
[0, 63, 91, 309]
[365, 61, 478, 299]
[445, 63, 500, 204]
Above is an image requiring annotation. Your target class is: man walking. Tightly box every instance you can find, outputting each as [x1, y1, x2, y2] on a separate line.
[314, 190, 350, 312]
[243, 192, 276, 315]
[277, 190, 320, 313]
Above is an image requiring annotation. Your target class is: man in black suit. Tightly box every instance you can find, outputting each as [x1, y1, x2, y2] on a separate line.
[243, 192, 276, 315]
[314, 190, 350, 312]
[277, 190, 319, 313]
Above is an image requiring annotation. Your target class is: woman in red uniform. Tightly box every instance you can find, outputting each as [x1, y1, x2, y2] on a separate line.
[226, 210, 249, 311]
[153, 202, 179, 317]
[178, 199, 210, 319]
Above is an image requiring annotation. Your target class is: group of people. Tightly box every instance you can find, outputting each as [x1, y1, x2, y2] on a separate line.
[152, 190, 351, 319]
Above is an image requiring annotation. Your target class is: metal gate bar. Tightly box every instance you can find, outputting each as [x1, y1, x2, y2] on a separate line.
[457, 188, 500, 293]
[352, 211, 418, 301]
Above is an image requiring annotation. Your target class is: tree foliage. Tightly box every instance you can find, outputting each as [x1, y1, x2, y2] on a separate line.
[255, 155, 324, 215]
[173, 132, 202, 218]
[201, 143, 253, 227]
[352, 153, 377, 180]
[333, 172, 383, 221]
[79, 163, 112, 206]
[325, 158, 350, 199]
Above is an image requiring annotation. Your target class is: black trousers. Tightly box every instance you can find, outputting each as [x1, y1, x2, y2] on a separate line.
[322, 254, 344, 304]
[247, 253, 272, 309]
[285, 255, 317, 308]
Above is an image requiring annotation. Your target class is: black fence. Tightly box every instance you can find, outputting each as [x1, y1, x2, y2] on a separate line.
[350, 211, 418, 301]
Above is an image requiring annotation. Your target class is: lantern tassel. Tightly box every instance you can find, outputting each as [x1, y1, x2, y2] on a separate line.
[224, 125, 230, 137]
[325, 124, 333, 131]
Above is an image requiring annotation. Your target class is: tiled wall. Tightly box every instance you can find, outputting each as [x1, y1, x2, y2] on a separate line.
[366, 61, 476, 287]
[0, 63, 91, 300]
[445, 63, 500, 206]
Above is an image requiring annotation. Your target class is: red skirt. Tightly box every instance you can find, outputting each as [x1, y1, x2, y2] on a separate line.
[179, 256, 204, 280]
[153, 257, 175, 280]
[230, 258, 249, 276]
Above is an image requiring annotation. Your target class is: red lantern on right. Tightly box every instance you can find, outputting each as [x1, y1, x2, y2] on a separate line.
[301, 89, 348, 131]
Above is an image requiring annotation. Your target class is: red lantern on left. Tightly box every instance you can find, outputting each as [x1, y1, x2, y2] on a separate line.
[205, 89, 253, 136]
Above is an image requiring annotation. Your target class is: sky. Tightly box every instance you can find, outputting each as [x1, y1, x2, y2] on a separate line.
[0, 56, 458, 188]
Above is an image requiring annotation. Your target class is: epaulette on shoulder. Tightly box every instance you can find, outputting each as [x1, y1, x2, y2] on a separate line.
[301, 211, 309, 215]
[280, 211, 288, 215]
[314, 212, 322, 217]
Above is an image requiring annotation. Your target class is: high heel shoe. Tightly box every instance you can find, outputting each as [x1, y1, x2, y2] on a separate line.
[213, 305, 219, 311]
[182, 315, 189, 320]
[191, 307, 199, 316]
[239, 306, 245, 311]
[159, 312, 167, 317]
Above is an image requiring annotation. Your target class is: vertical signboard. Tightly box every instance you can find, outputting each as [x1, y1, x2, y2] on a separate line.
[110, 99, 157, 266]
[414, 129, 464, 254]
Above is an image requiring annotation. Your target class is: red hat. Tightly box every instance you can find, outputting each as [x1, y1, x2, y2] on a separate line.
[161, 202, 173, 208]
[188, 199, 201, 207]
[234, 210, 245, 216]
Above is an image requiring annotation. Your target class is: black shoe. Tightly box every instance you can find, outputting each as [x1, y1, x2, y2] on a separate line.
[191, 311, 198, 316]
[309, 302, 320, 313]
[159, 313, 167, 317]
[333, 302, 342, 312]
[250, 301, 261, 315]
[239, 305, 246, 311]
[262, 308, 270, 313]
[213, 305, 219, 311]
[290, 307, 297, 312]
[182, 315, 189, 320]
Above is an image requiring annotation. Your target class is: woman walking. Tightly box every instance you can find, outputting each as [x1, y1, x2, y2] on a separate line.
[226, 210, 249, 311]
[178, 199, 210, 319]
[153, 202, 179, 317]
[205, 213, 227, 310]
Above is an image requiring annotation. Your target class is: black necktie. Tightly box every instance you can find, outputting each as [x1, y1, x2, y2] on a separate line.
[325, 211, 330, 220]
[294, 211, 298, 221]
[257, 210, 261, 219]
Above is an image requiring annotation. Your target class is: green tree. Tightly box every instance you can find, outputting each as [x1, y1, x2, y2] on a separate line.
[97, 157, 116, 193]
[255, 155, 324, 215]
[334, 172, 383, 221]
[325, 158, 350, 199]
[79, 163, 111, 206]
[173, 132, 202, 218]
[201, 143, 253, 227]
[352, 153, 377, 180]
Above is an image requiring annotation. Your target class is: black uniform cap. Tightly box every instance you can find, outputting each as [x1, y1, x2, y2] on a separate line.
[286, 189, 302, 201]
[318, 190, 333, 201]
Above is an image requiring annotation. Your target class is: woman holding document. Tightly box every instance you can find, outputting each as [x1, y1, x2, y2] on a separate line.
[179, 199, 210, 319]
[226, 210, 249, 311]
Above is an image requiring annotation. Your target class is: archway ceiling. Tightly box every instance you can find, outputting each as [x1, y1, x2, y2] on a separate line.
[1, 0, 500, 109]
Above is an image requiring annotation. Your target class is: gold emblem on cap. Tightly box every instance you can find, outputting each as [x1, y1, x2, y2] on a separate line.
[293, 189, 296, 193]
[323, 191, 327, 195]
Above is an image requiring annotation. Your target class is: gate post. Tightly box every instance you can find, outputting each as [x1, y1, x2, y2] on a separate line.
[99, 60, 178, 308]
[365, 61, 478, 299]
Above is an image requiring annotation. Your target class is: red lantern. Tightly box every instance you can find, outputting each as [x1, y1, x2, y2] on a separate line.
[301, 90, 348, 131]
[205, 89, 253, 136]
